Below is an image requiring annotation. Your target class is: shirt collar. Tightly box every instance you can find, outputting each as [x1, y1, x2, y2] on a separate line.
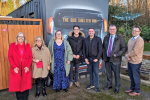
[132, 35, 139, 40]
[110, 34, 116, 38]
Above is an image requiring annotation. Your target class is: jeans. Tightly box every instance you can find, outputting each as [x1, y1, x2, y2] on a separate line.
[87, 58, 99, 88]
[128, 62, 142, 93]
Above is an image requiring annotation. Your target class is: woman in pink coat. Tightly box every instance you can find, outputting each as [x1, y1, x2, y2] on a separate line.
[8, 32, 32, 100]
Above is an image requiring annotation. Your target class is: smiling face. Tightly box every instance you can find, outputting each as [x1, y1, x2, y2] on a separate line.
[36, 38, 42, 47]
[56, 31, 62, 40]
[73, 26, 80, 35]
[109, 26, 117, 35]
[17, 34, 24, 43]
[132, 28, 141, 37]
[88, 29, 95, 37]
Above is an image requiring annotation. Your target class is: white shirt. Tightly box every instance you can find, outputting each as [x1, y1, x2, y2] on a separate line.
[132, 35, 139, 40]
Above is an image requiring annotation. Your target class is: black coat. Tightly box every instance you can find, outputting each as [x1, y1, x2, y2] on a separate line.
[67, 31, 84, 63]
[83, 35, 103, 60]
[103, 34, 127, 62]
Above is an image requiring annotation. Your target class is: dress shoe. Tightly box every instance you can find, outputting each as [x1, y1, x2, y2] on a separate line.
[114, 89, 119, 93]
[129, 92, 140, 96]
[104, 86, 112, 90]
[125, 89, 133, 93]
[63, 89, 69, 92]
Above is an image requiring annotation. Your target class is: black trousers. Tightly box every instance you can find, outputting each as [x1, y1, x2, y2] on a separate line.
[105, 58, 121, 90]
[16, 90, 29, 100]
[69, 62, 79, 82]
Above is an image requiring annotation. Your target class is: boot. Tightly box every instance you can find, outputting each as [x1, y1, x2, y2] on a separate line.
[63, 88, 69, 92]
[35, 78, 40, 97]
[56, 89, 60, 92]
[41, 79, 47, 96]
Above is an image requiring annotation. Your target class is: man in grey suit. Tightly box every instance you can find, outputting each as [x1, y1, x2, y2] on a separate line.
[103, 25, 127, 93]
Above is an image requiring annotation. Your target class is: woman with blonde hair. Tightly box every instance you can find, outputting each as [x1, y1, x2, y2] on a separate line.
[32, 36, 51, 97]
[48, 30, 73, 92]
[8, 32, 32, 100]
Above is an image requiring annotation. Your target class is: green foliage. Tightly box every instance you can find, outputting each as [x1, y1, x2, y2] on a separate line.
[118, 26, 125, 37]
[0, 0, 30, 15]
[119, 24, 150, 51]
[108, 5, 126, 27]
[127, 27, 132, 38]
[116, 24, 150, 42]
[140, 25, 150, 42]
[144, 42, 150, 51]
[125, 37, 129, 44]
[8, 0, 14, 13]
[15, 0, 19, 8]
[108, 4, 150, 42]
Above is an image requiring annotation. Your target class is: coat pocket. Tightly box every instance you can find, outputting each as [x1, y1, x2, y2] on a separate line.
[10, 67, 18, 75]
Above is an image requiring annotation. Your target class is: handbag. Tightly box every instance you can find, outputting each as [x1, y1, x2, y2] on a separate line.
[36, 61, 43, 68]
[45, 75, 51, 87]
[45, 71, 53, 87]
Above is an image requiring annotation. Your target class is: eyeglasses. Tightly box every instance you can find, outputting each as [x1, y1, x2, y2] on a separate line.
[109, 29, 116, 31]
[18, 36, 24, 38]
[132, 30, 140, 32]
[36, 40, 42, 42]
[56, 34, 61, 35]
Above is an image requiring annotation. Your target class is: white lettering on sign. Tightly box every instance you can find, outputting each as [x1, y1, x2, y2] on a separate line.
[62, 18, 97, 23]
[1, 29, 7, 31]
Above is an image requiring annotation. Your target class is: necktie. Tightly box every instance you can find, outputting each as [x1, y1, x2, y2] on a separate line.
[108, 36, 113, 57]
[132, 37, 135, 40]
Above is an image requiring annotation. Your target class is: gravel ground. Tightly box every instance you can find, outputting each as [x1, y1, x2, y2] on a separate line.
[143, 51, 150, 55]
[122, 53, 150, 70]
[0, 75, 150, 100]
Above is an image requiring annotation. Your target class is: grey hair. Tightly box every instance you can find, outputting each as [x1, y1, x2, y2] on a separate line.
[109, 24, 117, 29]
[15, 32, 27, 45]
[33, 36, 46, 47]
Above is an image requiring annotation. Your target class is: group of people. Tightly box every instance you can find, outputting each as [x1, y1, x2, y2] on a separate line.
[8, 24, 144, 100]
[103, 25, 144, 97]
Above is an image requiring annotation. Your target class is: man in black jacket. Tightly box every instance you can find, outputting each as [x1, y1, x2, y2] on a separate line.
[83, 27, 103, 93]
[103, 25, 127, 93]
[67, 25, 84, 88]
